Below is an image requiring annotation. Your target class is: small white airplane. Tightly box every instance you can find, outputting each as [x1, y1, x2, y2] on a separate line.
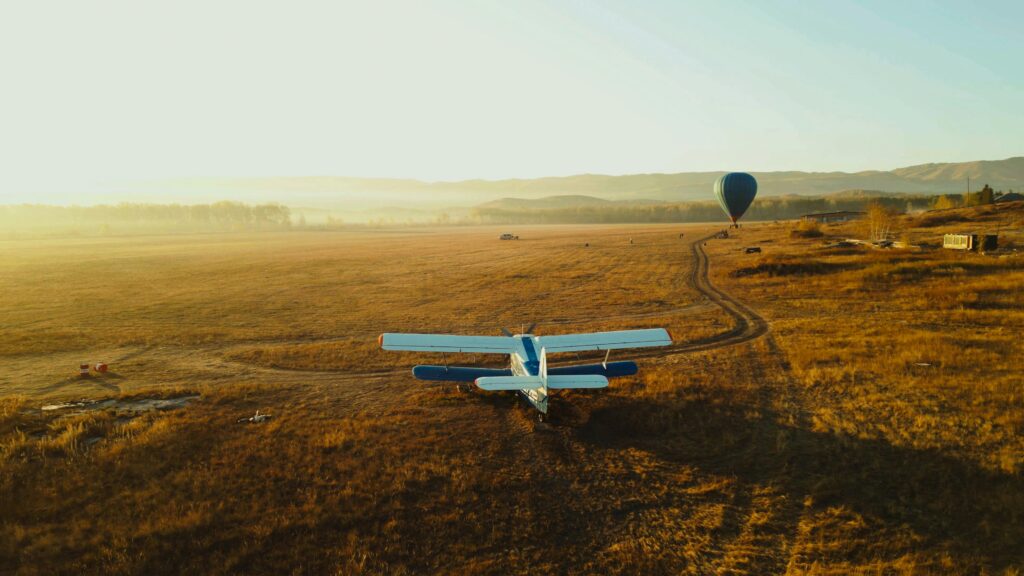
[379, 327, 672, 419]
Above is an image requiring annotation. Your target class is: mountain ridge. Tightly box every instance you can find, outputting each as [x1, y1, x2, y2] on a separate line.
[126, 156, 1024, 208]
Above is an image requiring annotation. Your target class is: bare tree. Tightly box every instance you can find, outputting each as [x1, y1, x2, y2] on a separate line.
[866, 201, 898, 243]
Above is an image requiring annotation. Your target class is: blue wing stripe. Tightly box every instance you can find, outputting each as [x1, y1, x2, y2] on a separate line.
[412, 365, 513, 382]
[548, 361, 638, 378]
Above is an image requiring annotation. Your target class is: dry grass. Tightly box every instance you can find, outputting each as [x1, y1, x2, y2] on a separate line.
[716, 218, 1024, 468]
[0, 226, 715, 393]
[1, 218, 1022, 574]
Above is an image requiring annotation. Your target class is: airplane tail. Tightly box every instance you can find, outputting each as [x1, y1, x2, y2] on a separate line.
[540, 346, 548, 381]
[546, 375, 608, 389]
[475, 376, 544, 391]
[475, 374, 606, 390]
[476, 348, 607, 391]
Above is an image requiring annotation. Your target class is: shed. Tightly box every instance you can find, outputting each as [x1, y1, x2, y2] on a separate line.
[800, 211, 865, 224]
[943, 233, 998, 252]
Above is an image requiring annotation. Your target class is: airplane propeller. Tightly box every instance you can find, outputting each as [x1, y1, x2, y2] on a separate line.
[501, 323, 537, 336]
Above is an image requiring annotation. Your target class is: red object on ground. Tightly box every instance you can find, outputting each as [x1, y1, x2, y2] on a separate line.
[79, 363, 90, 376]
[95, 363, 108, 373]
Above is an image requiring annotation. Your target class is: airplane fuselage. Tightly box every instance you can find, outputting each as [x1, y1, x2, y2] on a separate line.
[509, 334, 548, 413]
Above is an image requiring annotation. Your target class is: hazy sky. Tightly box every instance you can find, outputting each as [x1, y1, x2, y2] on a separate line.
[1, 0, 1022, 201]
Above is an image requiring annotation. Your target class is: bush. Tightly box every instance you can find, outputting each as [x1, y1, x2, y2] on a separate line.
[790, 219, 824, 238]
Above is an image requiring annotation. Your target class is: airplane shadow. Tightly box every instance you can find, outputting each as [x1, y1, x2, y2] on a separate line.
[572, 396, 1024, 571]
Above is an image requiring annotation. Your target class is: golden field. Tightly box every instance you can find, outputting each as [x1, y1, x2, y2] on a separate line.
[1, 212, 1022, 575]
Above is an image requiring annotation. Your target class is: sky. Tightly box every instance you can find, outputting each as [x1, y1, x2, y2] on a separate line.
[1, 0, 1022, 202]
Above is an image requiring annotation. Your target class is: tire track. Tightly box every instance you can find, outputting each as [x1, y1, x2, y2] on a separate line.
[674, 232, 769, 351]
[612, 232, 769, 362]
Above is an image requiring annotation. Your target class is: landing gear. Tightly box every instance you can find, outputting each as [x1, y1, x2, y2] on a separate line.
[537, 412, 547, 423]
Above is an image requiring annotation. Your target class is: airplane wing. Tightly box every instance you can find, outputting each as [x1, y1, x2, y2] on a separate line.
[536, 328, 672, 353]
[379, 333, 516, 354]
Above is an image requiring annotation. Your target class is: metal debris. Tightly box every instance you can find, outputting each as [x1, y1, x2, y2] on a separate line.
[237, 409, 272, 424]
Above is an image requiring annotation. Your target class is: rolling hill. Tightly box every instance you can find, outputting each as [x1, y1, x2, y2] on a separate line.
[114, 156, 1024, 208]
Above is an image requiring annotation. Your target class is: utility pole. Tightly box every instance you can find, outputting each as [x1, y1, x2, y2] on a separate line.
[966, 177, 971, 207]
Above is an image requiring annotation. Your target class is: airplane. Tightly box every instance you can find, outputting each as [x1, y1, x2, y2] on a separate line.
[379, 326, 672, 420]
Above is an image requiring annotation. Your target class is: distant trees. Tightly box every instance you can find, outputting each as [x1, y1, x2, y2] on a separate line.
[965, 184, 995, 207]
[0, 201, 292, 233]
[932, 184, 1001, 209]
[465, 195, 925, 226]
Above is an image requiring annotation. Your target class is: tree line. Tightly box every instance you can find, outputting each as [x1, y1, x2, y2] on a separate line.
[930, 184, 1016, 210]
[466, 195, 929, 225]
[0, 201, 292, 233]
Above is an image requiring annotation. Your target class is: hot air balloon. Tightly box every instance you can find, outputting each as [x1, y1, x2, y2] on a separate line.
[713, 172, 757, 227]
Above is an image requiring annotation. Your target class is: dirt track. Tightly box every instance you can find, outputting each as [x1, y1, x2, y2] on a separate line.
[581, 232, 769, 362]
[670, 233, 769, 352]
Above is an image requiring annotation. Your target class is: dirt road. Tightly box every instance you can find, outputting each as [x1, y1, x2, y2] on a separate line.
[598, 232, 769, 363]
[673, 233, 769, 351]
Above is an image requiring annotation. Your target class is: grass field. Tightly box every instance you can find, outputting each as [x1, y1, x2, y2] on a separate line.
[1, 214, 1022, 574]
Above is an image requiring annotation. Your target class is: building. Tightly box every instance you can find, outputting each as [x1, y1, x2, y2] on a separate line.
[943, 233, 998, 252]
[800, 211, 865, 224]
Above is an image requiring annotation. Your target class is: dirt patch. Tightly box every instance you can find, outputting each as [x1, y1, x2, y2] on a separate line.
[38, 394, 198, 415]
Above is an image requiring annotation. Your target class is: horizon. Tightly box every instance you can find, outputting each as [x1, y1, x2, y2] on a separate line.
[2, 1, 1023, 204]
[2, 154, 1022, 209]
[88, 153, 1024, 183]
[1, 154, 1020, 211]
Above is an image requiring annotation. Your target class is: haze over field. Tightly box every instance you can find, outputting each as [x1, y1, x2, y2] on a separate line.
[1, 1, 1022, 209]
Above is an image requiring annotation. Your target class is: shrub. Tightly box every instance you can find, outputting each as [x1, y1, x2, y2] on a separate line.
[791, 219, 824, 238]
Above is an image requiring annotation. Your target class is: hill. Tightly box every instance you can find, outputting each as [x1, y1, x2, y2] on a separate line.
[476, 195, 615, 210]
[125, 157, 1024, 208]
[891, 156, 1024, 182]
[476, 195, 672, 210]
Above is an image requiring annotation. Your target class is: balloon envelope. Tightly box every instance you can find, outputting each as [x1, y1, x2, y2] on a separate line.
[713, 172, 758, 224]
